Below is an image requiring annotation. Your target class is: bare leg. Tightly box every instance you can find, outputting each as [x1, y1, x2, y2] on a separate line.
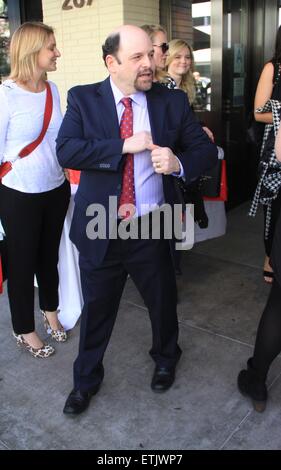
[263, 255, 274, 284]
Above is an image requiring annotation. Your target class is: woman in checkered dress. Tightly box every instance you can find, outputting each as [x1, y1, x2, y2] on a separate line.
[253, 26, 281, 283]
[236, 121, 281, 414]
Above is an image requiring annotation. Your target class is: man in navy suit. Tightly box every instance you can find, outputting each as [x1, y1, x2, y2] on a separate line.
[57, 25, 217, 415]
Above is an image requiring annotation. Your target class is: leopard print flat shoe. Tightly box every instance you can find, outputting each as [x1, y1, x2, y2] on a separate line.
[13, 332, 55, 358]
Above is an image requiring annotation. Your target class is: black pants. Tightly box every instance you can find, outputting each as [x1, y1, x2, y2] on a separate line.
[252, 280, 281, 380]
[0, 181, 70, 334]
[264, 191, 281, 256]
[74, 220, 182, 393]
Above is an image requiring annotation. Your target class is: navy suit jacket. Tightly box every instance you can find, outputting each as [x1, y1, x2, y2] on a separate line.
[56, 78, 218, 266]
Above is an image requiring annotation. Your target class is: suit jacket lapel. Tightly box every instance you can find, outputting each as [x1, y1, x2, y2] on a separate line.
[97, 77, 120, 138]
[146, 85, 166, 146]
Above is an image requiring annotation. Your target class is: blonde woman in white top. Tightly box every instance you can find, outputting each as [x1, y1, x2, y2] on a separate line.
[0, 22, 70, 357]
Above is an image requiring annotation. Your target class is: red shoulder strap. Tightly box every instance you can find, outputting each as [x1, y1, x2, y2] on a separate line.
[0, 82, 53, 180]
[19, 81, 53, 157]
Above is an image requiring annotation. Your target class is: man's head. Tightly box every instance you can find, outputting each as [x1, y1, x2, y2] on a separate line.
[102, 25, 155, 96]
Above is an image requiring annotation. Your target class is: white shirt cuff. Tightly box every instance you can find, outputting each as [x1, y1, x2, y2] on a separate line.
[172, 157, 185, 178]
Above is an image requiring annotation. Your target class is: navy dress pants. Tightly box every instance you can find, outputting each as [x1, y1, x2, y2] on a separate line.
[74, 225, 182, 393]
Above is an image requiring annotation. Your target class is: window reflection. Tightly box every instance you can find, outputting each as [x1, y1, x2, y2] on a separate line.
[192, 1, 211, 111]
[0, 0, 10, 83]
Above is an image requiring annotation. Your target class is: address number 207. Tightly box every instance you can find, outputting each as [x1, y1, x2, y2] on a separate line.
[62, 0, 93, 10]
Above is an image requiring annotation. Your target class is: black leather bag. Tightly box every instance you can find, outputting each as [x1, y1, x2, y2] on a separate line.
[199, 159, 222, 198]
[246, 112, 265, 152]
[174, 178, 209, 228]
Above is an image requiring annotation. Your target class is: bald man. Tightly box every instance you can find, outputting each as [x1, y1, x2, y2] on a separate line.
[57, 25, 217, 415]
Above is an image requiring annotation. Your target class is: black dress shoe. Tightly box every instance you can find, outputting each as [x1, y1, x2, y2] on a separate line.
[63, 387, 99, 415]
[151, 365, 176, 393]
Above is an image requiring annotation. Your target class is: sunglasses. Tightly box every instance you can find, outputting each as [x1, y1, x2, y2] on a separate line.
[153, 43, 169, 53]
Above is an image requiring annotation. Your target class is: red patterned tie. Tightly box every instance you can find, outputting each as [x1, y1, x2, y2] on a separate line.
[118, 97, 136, 219]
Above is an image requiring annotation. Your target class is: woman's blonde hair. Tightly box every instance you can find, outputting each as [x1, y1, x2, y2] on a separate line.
[140, 24, 167, 43]
[141, 24, 167, 81]
[164, 39, 196, 104]
[9, 22, 54, 82]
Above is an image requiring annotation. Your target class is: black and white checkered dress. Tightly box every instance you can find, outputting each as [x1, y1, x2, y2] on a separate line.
[249, 99, 281, 237]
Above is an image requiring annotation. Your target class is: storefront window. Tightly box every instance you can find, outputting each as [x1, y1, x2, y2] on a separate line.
[192, 1, 211, 111]
[0, 0, 10, 83]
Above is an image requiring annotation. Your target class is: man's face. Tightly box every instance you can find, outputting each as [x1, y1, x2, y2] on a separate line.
[107, 28, 155, 95]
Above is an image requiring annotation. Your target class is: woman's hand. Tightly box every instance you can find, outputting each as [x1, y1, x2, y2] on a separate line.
[202, 126, 214, 142]
[63, 169, 70, 182]
[275, 126, 281, 162]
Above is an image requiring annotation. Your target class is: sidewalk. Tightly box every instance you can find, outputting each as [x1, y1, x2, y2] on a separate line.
[1, 202, 280, 450]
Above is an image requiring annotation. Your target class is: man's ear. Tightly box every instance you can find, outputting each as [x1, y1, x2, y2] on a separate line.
[106, 55, 118, 73]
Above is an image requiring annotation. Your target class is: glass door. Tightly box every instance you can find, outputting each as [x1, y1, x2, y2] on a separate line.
[191, 0, 223, 142]
[221, 0, 280, 207]
[192, 1, 211, 112]
[221, 0, 252, 207]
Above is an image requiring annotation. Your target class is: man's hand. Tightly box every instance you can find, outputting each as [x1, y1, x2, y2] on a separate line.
[123, 131, 153, 154]
[151, 146, 180, 175]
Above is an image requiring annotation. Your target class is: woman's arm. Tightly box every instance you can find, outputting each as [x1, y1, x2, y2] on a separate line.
[254, 62, 274, 124]
[275, 125, 281, 161]
[202, 126, 214, 142]
[0, 88, 10, 163]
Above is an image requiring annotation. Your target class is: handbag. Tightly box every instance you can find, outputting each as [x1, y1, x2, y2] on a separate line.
[246, 113, 265, 151]
[199, 158, 222, 198]
[0, 81, 53, 181]
[175, 177, 209, 228]
[0, 81, 53, 293]
[68, 169, 81, 185]
[203, 159, 228, 202]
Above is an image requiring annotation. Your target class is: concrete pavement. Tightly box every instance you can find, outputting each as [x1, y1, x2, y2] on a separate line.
[1, 202, 280, 450]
